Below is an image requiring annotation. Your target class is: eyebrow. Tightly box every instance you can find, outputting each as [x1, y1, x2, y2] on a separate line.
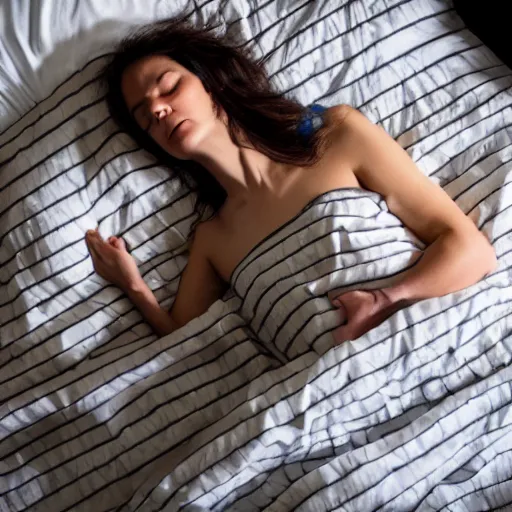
[129, 70, 172, 117]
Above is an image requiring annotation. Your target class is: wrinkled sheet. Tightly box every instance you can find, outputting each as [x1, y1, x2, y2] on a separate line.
[1, 0, 512, 510]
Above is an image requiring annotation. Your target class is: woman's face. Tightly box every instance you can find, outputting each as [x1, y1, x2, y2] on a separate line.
[121, 54, 219, 160]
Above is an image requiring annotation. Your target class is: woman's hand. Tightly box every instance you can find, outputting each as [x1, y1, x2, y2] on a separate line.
[85, 228, 143, 292]
[329, 289, 412, 344]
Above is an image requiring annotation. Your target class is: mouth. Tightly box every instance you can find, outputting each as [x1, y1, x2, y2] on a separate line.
[168, 120, 185, 139]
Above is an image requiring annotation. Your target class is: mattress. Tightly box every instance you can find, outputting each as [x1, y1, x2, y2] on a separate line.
[1, 0, 512, 510]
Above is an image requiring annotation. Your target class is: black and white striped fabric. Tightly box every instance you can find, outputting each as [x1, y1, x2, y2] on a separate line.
[231, 188, 425, 361]
[1, 0, 512, 510]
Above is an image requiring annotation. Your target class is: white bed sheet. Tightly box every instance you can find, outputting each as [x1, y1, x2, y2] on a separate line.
[1, 0, 512, 511]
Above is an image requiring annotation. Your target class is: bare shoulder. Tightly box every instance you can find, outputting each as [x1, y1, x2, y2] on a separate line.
[323, 104, 367, 136]
[320, 105, 372, 166]
[324, 104, 356, 125]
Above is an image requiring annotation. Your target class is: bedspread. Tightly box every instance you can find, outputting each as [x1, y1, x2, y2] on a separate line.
[1, 0, 512, 510]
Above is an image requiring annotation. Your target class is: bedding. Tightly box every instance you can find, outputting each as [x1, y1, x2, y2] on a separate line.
[231, 187, 425, 361]
[1, 0, 512, 511]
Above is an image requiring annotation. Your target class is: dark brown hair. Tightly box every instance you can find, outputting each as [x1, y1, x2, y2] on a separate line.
[102, 16, 325, 214]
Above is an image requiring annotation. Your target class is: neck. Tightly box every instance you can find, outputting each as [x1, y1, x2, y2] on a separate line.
[191, 120, 280, 203]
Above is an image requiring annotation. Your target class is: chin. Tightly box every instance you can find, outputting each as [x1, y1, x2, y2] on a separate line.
[167, 122, 205, 158]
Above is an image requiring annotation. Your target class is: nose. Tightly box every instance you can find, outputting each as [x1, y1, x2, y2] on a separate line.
[150, 99, 172, 120]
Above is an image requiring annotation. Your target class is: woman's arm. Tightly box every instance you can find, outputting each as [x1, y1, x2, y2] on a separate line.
[326, 105, 497, 342]
[85, 223, 226, 337]
[124, 279, 178, 337]
[384, 229, 496, 304]
[168, 222, 228, 328]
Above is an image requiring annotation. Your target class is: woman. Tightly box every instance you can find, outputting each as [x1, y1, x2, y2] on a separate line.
[85, 17, 496, 345]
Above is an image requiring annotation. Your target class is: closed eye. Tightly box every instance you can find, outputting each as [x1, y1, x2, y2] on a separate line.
[163, 78, 180, 97]
[142, 78, 181, 133]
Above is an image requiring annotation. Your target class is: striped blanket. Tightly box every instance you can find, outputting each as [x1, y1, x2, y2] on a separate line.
[231, 188, 424, 361]
[1, 0, 512, 510]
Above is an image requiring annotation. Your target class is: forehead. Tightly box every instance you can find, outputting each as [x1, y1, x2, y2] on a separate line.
[121, 55, 184, 108]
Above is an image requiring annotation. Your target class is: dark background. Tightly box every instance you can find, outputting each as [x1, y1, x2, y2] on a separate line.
[454, 0, 511, 69]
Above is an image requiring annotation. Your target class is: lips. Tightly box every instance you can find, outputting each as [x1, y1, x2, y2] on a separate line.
[168, 120, 185, 139]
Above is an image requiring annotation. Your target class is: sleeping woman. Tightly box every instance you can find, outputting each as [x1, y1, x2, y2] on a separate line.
[85, 17, 496, 346]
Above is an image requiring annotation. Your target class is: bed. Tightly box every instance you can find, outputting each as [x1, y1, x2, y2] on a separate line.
[1, 0, 512, 510]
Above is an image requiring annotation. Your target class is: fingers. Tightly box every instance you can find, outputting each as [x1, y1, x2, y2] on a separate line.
[86, 229, 102, 245]
[332, 324, 352, 344]
[330, 289, 401, 346]
[86, 229, 129, 261]
[329, 288, 357, 305]
[85, 229, 98, 255]
[86, 229, 106, 260]
[328, 288, 345, 302]
[116, 237, 127, 251]
[330, 289, 370, 307]
[108, 236, 127, 251]
[331, 297, 348, 324]
[331, 297, 342, 307]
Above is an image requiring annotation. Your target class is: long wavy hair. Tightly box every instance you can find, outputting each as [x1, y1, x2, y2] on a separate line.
[102, 16, 326, 215]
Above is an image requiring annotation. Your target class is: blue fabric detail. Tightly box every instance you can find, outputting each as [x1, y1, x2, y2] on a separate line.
[297, 104, 327, 139]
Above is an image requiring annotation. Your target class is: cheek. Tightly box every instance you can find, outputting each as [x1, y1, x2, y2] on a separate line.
[181, 78, 216, 118]
[150, 125, 169, 147]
